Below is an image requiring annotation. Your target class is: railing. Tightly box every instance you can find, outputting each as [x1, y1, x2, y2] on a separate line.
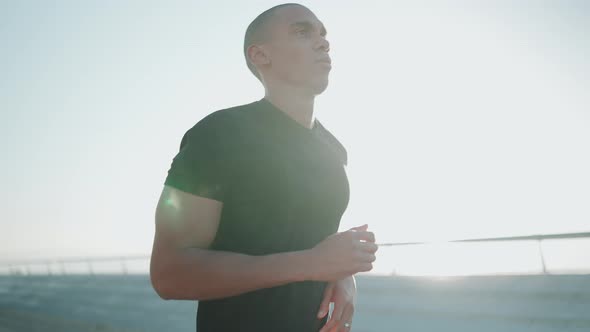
[1, 231, 589, 276]
[0, 255, 150, 276]
[376, 231, 590, 275]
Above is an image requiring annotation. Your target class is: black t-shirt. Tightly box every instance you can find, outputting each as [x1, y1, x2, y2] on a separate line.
[164, 98, 350, 332]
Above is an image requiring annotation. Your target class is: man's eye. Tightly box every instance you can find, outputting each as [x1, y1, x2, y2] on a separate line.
[296, 30, 308, 36]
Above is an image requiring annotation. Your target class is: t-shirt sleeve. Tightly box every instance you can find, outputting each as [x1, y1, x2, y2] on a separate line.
[164, 115, 234, 202]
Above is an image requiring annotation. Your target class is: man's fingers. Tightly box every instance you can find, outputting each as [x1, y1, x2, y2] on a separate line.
[318, 283, 335, 318]
[352, 231, 375, 243]
[356, 241, 378, 253]
[336, 303, 354, 332]
[320, 300, 345, 332]
[358, 252, 377, 263]
[319, 316, 334, 332]
[349, 224, 368, 232]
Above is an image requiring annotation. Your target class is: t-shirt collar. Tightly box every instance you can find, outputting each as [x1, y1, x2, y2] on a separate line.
[258, 98, 318, 133]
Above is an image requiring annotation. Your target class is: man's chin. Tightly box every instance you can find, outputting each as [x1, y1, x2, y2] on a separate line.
[310, 79, 329, 96]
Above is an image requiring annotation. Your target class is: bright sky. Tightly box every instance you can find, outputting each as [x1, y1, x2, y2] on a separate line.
[1, 1, 589, 275]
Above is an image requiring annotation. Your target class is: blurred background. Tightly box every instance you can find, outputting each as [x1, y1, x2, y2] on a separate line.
[1, 0, 589, 331]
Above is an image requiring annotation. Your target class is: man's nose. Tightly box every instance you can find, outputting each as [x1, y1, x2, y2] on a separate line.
[315, 36, 330, 52]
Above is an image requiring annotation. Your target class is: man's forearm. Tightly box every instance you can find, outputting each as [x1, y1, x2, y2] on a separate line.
[151, 247, 311, 301]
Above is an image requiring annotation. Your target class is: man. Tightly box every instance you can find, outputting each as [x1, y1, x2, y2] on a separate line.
[150, 3, 378, 332]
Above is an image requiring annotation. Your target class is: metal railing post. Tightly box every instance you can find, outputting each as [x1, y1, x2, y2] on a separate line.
[538, 239, 548, 275]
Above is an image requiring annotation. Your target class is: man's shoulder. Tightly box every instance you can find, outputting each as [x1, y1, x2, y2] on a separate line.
[189, 101, 258, 133]
[179, 101, 260, 149]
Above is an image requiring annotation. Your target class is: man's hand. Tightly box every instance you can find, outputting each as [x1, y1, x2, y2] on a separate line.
[317, 224, 373, 331]
[317, 275, 356, 332]
[306, 224, 377, 282]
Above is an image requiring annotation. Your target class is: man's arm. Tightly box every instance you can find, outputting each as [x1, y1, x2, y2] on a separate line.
[150, 185, 377, 301]
[150, 185, 312, 301]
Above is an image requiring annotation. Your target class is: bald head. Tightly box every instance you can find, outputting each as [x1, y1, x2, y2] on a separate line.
[243, 4, 331, 95]
[243, 3, 310, 81]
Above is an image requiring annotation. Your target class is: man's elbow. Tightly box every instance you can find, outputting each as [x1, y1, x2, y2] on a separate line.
[150, 263, 175, 300]
[150, 254, 185, 300]
[150, 258, 204, 301]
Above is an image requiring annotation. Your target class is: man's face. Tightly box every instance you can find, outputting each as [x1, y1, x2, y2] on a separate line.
[264, 6, 331, 94]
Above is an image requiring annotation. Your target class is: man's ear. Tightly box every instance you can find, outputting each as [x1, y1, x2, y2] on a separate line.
[248, 44, 270, 67]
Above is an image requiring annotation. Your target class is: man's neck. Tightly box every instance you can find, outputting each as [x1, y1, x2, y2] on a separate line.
[264, 85, 316, 129]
